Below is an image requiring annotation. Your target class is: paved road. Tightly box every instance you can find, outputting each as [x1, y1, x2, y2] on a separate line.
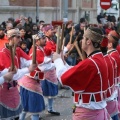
[26, 89, 73, 120]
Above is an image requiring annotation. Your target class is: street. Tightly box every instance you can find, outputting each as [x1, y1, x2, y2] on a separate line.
[26, 89, 73, 120]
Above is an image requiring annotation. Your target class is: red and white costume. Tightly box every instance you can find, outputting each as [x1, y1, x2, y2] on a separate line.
[104, 54, 119, 117]
[46, 37, 56, 52]
[0, 46, 31, 119]
[18, 45, 56, 114]
[0, 65, 9, 85]
[18, 45, 55, 93]
[107, 49, 120, 118]
[54, 51, 111, 120]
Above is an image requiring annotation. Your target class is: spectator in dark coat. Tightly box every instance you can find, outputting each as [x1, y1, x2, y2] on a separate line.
[75, 18, 86, 35]
[64, 27, 78, 66]
[97, 13, 103, 23]
[32, 23, 39, 35]
[20, 41, 29, 54]
[19, 27, 32, 50]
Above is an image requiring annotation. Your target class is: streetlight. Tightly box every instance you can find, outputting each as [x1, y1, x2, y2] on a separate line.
[36, 0, 39, 24]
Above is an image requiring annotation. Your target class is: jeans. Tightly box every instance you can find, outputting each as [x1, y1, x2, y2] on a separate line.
[31, 115, 39, 120]
[112, 114, 119, 120]
[48, 98, 54, 111]
[19, 112, 26, 120]
[19, 111, 39, 120]
[66, 56, 76, 66]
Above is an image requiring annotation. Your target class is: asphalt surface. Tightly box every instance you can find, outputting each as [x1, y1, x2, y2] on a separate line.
[25, 89, 73, 120]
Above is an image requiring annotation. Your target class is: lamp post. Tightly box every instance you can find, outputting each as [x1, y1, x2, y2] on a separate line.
[36, 0, 39, 24]
[59, 0, 68, 21]
[63, 0, 68, 19]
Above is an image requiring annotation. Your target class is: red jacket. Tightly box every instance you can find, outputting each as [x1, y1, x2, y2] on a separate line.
[28, 46, 52, 79]
[61, 52, 109, 104]
[45, 37, 56, 52]
[108, 50, 120, 85]
[104, 54, 115, 97]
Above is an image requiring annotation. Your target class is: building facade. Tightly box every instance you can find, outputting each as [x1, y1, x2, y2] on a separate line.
[0, 0, 97, 24]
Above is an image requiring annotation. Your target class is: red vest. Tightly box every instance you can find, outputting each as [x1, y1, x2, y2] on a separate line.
[28, 46, 52, 80]
[104, 54, 115, 98]
[108, 50, 120, 84]
[45, 37, 56, 52]
[61, 52, 109, 104]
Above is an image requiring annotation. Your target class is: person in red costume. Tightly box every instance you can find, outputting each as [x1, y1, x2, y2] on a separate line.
[0, 28, 37, 120]
[19, 31, 55, 120]
[107, 30, 120, 120]
[101, 37, 119, 120]
[53, 27, 111, 120]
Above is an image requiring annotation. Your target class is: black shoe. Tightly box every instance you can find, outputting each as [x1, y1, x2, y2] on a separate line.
[39, 117, 44, 120]
[48, 110, 60, 116]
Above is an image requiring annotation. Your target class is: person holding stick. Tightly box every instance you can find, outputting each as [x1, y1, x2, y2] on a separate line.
[0, 28, 37, 120]
[64, 26, 78, 66]
[100, 37, 119, 120]
[43, 24, 72, 115]
[107, 30, 120, 120]
[19, 31, 56, 120]
[41, 25, 60, 116]
[53, 27, 111, 120]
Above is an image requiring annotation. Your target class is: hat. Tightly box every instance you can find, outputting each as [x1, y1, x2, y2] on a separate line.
[7, 28, 20, 39]
[32, 31, 45, 40]
[44, 25, 54, 32]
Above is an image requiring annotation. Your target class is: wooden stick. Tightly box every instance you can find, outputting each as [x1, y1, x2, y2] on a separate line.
[62, 37, 65, 51]
[56, 26, 61, 54]
[84, 27, 86, 33]
[32, 38, 36, 64]
[81, 26, 87, 59]
[66, 33, 80, 56]
[13, 44, 16, 58]
[9, 45, 15, 71]
[69, 26, 74, 44]
[59, 24, 65, 51]
[74, 41, 84, 60]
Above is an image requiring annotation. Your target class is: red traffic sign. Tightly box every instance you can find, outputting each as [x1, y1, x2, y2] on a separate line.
[100, 0, 111, 10]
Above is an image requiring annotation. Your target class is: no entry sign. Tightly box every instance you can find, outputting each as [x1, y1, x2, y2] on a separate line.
[100, 0, 111, 10]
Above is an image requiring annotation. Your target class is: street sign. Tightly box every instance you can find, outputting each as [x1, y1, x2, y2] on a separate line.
[100, 0, 111, 10]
